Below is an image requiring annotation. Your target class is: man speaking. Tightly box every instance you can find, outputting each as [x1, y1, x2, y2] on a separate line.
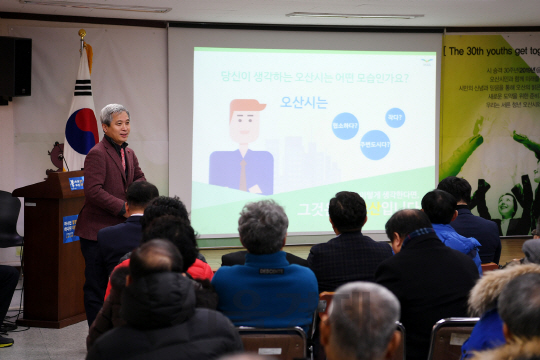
[74, 104, 145, 326]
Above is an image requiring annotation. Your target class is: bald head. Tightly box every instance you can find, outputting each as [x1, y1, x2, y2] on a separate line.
[129, 239, 183, 281]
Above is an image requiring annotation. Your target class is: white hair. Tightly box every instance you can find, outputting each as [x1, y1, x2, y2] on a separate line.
[100, 104, 129, 126]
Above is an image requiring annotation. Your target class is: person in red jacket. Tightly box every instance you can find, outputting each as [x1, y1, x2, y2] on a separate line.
[104, 213, 213, 300]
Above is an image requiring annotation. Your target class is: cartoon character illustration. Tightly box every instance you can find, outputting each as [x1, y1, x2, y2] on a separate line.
[209, 99, 274, 195]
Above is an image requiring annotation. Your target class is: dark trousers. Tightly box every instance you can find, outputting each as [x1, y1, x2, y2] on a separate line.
[0, 265, 19, 321]
[80, 238, 107, 327]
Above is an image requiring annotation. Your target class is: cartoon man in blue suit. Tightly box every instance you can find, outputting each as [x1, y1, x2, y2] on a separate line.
[209, 99, 274, 195]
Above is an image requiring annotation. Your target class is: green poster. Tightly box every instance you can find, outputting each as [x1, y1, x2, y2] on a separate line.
[441, 34, 540, 235]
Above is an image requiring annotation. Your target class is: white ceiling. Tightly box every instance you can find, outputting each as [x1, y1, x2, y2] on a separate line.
[0, 0, 539, 28]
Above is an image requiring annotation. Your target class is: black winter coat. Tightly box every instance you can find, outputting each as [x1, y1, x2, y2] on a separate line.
[86, 272, 243, 360]
[375, 232, 480, 360]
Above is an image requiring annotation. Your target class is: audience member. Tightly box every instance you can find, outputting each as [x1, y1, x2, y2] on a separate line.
[87, 266, 130, 349]
[139, 195, 189, 231]
[140, 215, 213, 280]
[319, 282, 401, 360]
[86, 240, 242, 360]
[105, 215, 216, 301]
[523, 239, 540, 264]
[437, 176, 501, 264]
[532, 216, 540, 239]
[96, 181, 158, 284]
[461, 264, 540, 359]
[212, 200, 318, 332]
[375, 209, 479, 360]
[308, 191, 393, 293]
[104, 196, 212, 298]
[422, 189, 483, 275]
[471, 273, 540, 360]
[90, 216, 218, 347]
[139, 195, 208, 264]
[522, 217, 540, 264]
[0, 266, 18, 347]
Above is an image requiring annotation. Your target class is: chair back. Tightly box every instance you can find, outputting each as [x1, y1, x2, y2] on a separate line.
[318, 291, 334, 317]
[427, 317, 479, 360]
[0, 190, 24, 248]
[481, 262, 499, 272]
[237, 326, 306, 360]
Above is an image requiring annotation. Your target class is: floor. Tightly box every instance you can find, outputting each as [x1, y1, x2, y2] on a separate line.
[2, 276, 88, 360]
[0, 239, 527, 359]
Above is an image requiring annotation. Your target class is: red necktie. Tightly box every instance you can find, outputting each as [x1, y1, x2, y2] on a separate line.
[121, 148, 126, 171]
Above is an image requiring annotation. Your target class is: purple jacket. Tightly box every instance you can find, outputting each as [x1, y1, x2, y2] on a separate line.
[75, 137, 145, 240]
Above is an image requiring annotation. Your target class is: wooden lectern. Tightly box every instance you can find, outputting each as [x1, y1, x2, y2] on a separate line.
[13, 171, 86, 328]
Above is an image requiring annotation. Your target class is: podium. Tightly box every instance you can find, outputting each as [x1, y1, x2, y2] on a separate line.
[13, 171, 86, 328]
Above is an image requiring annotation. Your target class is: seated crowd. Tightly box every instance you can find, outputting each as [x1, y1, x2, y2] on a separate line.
[67, 176, 540, 360]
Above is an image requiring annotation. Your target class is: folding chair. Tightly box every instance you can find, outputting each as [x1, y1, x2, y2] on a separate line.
[317, 292, 334, 317]
[481, 262, 499, 273]
[427, 317, 480, 360]
[237, 326, 307, 360]
[0, 190, 24, 248]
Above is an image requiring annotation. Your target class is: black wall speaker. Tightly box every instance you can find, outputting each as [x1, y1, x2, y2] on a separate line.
[0, 36, 32, 97]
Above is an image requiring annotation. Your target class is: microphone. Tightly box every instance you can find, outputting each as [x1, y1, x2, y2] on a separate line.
[56, 141, 70, 172]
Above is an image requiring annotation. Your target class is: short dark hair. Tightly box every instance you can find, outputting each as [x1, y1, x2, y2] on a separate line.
[385, 209, 432, 241]
[421, 190, 457, 224]
[498, 273, 540, 339]
[129, 239, 183, 280]
[141, 215, 198, 272]
[329, 191, 367, 233]
[110, 266, 130, 292]
[126, 181, 159, 209]
[140, 196, 189, 231]
[437, 177, 472, 204]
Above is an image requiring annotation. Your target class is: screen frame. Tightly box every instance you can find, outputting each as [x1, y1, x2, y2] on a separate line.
[168, 25, 442, 245]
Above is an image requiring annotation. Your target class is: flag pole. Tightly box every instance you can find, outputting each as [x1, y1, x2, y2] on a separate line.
[78, 29, 86, 57]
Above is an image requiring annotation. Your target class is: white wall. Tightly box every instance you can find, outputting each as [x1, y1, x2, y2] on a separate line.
[0, 19, 169, 264]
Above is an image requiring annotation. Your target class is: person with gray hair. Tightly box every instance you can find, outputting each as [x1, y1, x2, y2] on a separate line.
[100, 103, 130, 126]
[319, 282, 401, 360]
[237, 199, 288, 254]
[75, 103, 145, 326]
[522, 216, 540, 264]
[471, 273, 540, 360]
[212, 200, 318, 333]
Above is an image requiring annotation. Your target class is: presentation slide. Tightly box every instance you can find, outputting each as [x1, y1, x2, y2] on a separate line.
[191, 47, 437, 237]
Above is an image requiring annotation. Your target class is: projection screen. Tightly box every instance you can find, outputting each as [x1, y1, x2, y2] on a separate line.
[168, 26, 442, 242]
